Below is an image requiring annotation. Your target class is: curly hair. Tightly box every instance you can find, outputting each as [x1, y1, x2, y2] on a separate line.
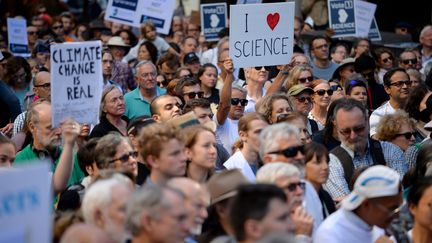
[138, 123, 181, 159]
[375, 110, 416, 141]
[3, 56, 32, 88]
[256, 93, 293, 124]
[284, 64, 313, 91]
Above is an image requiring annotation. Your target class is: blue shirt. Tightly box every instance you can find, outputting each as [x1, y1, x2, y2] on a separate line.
[124, 87, 166, 120]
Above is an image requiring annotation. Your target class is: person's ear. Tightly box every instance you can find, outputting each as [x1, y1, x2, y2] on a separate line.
[94, 209, 105, 228]
[384, 85, 391, 95]
[244, 219, 262, 240]
[152, 114, 161, 122]
[239, 130, 248, 142]
[262, 154, 273, 164]
[184, 147, 193, 161]
[146, 155, 158, 169]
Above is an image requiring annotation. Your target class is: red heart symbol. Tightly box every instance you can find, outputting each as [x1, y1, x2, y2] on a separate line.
[267, 13, 280, 31]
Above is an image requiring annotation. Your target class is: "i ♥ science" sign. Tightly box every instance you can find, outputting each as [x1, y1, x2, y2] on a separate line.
[230, 2, 294, 68]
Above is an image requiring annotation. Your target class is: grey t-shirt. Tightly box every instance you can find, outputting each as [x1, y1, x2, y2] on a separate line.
[311, 61, 339, 80]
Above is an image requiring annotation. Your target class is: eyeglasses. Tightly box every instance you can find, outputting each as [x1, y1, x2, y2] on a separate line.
[139, 72, 157, 79]
[315, 89, 333, 96]
[298, 76, 313, 83]
[254, 66, 271, 71]
[330, 84, 343, 91]
[268, 145, 305, 158]
[313, 44, 329, 50]
[295, 96, 312, 103]
[372, 202, 403, 217]
[52, 25, 63, 30]
[184, 91, 204, 99]
[34, 83, 51, 89]
[284, 181, 306, 192]
[382, 57, 393, 63]
[14, 72, 27, 80]
[109, 151, 138, 164]
[338, 125, 366, 136]
[389, 80, 412, 88]
[27, 31, 37, 35]
[396, 132, 415, 140]
[231, 98, 249, 106]
[401, 58, 417, 65]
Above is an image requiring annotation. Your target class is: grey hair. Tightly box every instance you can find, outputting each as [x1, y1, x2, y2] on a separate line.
[232, 85, 247, 96]
[406, 68, 425, 82]
[259, 123, 300, 160]
[256, 162, 300, 184]
[420, 25, 432, 39]
[94, 133, 131, 169]
[135, 60, 156, 76]
[126, 185, 185, 236]
[81, 174, 131, 225]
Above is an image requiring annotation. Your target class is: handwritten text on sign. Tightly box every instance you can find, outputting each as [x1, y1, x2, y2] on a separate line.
[230, 2, 294, 68]
[51, 41, 103, 127]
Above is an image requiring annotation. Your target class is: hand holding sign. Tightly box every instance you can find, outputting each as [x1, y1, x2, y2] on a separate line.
[223, 58, 234, 74]
[60, 118, 80, 146]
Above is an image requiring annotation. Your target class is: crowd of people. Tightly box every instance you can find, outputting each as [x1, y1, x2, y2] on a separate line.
[2, 2, 432, 243]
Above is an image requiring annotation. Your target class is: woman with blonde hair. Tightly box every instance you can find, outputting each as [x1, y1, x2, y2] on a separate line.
[284, 64, 314, 91]
[224, 112, 268, 182]
[308, 79, 333, 130]
[256, 93, 293, 124]
[181, 124, 218, 183]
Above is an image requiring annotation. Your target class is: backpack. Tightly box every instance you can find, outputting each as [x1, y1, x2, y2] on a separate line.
[330, 138, 386, 184]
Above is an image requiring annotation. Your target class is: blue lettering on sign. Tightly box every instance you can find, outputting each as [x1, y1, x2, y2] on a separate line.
[0, 189, 40, 217]
[202, 4, 226, 41]
[329, 0, 356, 36]
[140, 15, 165, 29]
[10, 44, 29, 54]
[112, 0, 138, 11]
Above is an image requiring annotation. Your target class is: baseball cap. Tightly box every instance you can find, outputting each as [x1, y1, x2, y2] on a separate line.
[207, 169, 249, 205]
[341, 165, 401, 210]
[183, 52, 200, 65]
[287, 84, 314, 96]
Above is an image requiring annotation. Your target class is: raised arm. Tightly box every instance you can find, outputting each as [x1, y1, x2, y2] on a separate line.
[266, 59, 295, 96]
[216, 59, 234, 125]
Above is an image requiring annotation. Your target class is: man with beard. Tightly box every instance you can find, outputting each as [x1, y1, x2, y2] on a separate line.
[150, 95, 182, 123]
[14, 100, 84, 193]
[81, 174, 134, 243]
[369, 68, 412, 137]
[326, 99, 406, 201]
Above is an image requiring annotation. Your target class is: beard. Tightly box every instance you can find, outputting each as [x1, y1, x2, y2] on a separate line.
[343, 136, 368, 154]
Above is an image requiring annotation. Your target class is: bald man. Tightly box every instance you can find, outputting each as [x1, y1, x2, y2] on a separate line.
[60, 223, 115, 243]
[167, 178, 210, 236]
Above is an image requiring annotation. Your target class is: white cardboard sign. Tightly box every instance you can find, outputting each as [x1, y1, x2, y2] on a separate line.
[7, 18, 30, 57]
[230, 2, 295, 68]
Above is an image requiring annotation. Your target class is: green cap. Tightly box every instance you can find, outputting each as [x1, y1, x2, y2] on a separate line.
[287, 84, 314, 96]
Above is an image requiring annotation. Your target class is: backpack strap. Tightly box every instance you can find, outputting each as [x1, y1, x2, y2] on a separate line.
[330, 146, 354, 185]
[369, 138, 386, 165]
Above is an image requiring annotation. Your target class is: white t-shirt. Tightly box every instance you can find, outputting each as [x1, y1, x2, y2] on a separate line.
[314, 208, 387, 243]
[369, 101, 396, 136]
[223, 150, 256, 182]
[215, 117, 239, 155]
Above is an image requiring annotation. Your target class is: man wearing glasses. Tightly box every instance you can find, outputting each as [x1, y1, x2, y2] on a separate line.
[288, 84, 318, 134]
[124, 61, 166, 120]
[316, 165, 403, 243]
[326, 99, 407, 202]
[309, 36, 338, 80]
[369, 68, 412, 137]
[398, 50, 419, 70]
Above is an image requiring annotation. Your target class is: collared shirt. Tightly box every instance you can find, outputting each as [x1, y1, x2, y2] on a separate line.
[314, 208, 386, 243]
[112, 61, 136, 91]
[369, 101, 396, 136]
[326, 141, 407, 199]
[223, 150, 256, 182]
[124, 87, 166, 120]
[245, 87, 266, 113]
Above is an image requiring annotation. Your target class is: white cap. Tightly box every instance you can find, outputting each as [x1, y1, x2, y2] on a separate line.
[341, 165, 400, 210]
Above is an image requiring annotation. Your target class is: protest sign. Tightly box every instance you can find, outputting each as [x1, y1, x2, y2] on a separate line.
[201, 3, 227, 42]
[355, 0, 376, 37]
[328, 0, 356, 38]
[50, 41, 103, 127]
[0, 163, 51, 243]
[7, 18, 30, 57]
[230, 2, 294, 68]
[140, 0, 176, 35]
[368, 17, 382, 42]
[105, 0, 141, 26]
[237, 0, 263, 4]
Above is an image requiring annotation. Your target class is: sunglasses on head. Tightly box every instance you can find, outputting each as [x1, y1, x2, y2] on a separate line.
[330, 84, 342, 91]
[298, 76, 313, 83]
[231, 98, 248, 106]
[397, 132, 415, 140]
[269, 145, 304, 158]
[184, 91, 204, 99]
[254, 66, 271, 71]
[315, 89, 333, 96]
[284, 181, 306, 192]
[401, 58, 417, 65]
[109, 151, 138, 164]
[295, 96, 312, 103]
[382, 57, 393, 63]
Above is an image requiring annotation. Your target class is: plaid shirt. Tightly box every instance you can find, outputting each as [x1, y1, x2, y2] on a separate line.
[112, 61, 136, 91]
[326, 141, 408, 199]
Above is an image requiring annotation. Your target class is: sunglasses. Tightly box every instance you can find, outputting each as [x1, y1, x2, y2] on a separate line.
[52, 25, 63, 30]
[27, 31, 37, 35]
[397, 132, 415, 140]
[254, 66, 271, 71]
[184, 91, 204, 99]
[284, 181, 306, 192]
[330, 84, 342, 91]
[389, 80, 412, 88]
[315, 89, 333, 96]
[158, 80, 169, 88]
[109, 151, 138, 164]
[34, 83, 51, 89]
[382, 57, 393, 63]
[268, 145, 305, 158]
[401, 58, 417, 65]
[231, 98, 249, 106]
[298, 76, 313, 83]
[339, 125, 366, 136]
[295, 96, 312, 103]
